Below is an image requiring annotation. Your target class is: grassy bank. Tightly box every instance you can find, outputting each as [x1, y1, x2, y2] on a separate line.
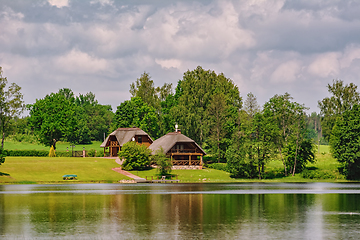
[0, 145, 348, 184]
[0, 157, 130, 184]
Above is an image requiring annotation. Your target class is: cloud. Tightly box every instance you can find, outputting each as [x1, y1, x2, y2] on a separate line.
[48, 0, 69, 8]
[308, 52, 340, 78]
[1, 0, 360, 114]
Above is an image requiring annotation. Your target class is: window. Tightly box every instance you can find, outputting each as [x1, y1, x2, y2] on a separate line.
[137, 136, 142, 143]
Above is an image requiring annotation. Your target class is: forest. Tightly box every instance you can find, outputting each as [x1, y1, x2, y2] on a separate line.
[2, 66, 360, 179]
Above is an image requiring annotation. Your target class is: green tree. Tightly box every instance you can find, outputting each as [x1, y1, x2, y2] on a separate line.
[330, 104, 360, 179]
[284, 139, 315, 174]
[318, 80, 360, 141]
[113, 97, 160, 139]
[205, 93, 229, 163]
[263, 93, 308, 176]
[172, 66, 241, 147]
[0, 67, 25, 148]
[152, 148, 172, 175]
[119, 141, 152, 171]
[75, 92, 114, 141]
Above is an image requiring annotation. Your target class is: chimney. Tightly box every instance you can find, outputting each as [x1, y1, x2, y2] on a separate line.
[177, 129, 181, 134]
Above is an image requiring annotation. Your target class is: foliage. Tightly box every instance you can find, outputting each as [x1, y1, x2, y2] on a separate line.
[4, 149, 48, 157]
[113, 97, 160, 139]
[226, 140, 257, 178]
[0, 67, 25, 149]
[49, 146, 56, 157]
[330, 104, 360, 179]
[283, 139, 316, 173]
[152, 148, 172, 175]
[28, 89, 113, 147]
[172, 66, 241, 159]
[87, 148, 97, 157]
[119, 141, 152, 171]
[0, 148, 5, 165]
[301, 169, 343, 180]
[263, 93, 308, 176]
[318, 80, 360, 141]
[206, 163, 228, 172]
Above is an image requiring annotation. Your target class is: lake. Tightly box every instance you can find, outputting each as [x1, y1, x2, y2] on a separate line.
[1, 183, 360, 239]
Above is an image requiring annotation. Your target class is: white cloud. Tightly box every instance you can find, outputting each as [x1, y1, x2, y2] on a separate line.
[271, 60, 301, 83]
[155, 59, 182, 70]
[55, 49, 108, 74]
[308, 52, 340, 78]
[48, 0, 69, 8]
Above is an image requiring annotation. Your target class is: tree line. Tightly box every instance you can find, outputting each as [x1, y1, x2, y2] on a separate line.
[1, 65, 360, 179]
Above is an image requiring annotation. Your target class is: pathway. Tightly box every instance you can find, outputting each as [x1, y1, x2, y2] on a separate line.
[112, 157, 147, 183]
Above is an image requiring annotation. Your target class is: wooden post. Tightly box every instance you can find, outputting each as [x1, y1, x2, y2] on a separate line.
[189, 155, 191, 165]
[200, 155, 203, 165]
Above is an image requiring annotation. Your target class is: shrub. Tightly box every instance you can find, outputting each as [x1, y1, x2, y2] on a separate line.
[301, 169, 344, 179]
[56, 151, 72, 157]
[152, 148, 172, 175]
[49, 146, 56, 157]
[96, 150, 103, 157]
[206, 163, 228, 172]
[5, 149, 48, 157]
[119, 141, 151, 171]
[87, 149, 97, 157]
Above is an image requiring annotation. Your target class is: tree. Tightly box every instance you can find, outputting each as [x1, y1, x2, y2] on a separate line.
[284, 139, 315, 174]
[113, 97, 160, 139]
[0, 67, 25, 148]
[330, 104, 360, 179]
[263, 93, 309, 176]
[172, 66, 241, 147]
[206, 93, 228, 163]
[244, 92, 260, 118]
[49, 146, 56, 157]
[152, 148, 172, 175]
[119, 141, 152, 171]
[318, 80, 360, 141]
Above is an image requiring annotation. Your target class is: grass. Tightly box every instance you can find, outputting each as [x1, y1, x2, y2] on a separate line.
[0, 157, 131, 184]
[3, 140, 103, 152]
[0, 144, 348, 184]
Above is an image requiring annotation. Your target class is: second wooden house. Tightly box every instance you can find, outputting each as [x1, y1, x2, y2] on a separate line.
[100, 127, 153, 157]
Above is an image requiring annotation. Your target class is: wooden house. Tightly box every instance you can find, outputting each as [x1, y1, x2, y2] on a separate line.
[100, 127, 153, 157]
[148, 130, 206, 168]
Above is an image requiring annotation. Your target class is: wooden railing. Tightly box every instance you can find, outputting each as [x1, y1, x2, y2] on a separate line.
[172, 160, 201, 165]
[169, 149, 200, 154]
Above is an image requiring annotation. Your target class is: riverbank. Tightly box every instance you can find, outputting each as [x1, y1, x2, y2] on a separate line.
[0, 152, 349, 184]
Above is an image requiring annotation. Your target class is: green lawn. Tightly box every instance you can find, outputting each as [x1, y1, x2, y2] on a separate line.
[0, 157, 130, 184]
[3, 140, 103, 152]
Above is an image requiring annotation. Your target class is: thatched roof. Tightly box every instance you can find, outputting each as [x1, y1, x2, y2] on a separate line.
[100, 127, 153, 148]
[148, 132, 206, 155]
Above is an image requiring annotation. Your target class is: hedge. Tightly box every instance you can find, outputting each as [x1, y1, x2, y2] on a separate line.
[4, 150, 72, 157]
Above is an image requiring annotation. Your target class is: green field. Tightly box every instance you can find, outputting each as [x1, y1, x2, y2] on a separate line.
[3, 140, 103, 152]
[0, 144, 348, 184]
[0, 157, 130, 184]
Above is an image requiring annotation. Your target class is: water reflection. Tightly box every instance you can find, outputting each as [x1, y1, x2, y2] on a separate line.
[0, 183, 360, 239]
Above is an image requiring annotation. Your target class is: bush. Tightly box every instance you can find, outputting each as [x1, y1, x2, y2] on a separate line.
[5, 149, 48, 157]
[96, 150, 103, 157]
[206, 163, 228, 172]
[301, 169, 343, 179]
[119, 141, 151, 171]
[87, 149, 97, 157]
[152, 148, 172, 175]
[56, 151, 72, 157]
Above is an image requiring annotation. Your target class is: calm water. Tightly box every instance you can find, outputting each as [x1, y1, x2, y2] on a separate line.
[1, 183, 360, 239]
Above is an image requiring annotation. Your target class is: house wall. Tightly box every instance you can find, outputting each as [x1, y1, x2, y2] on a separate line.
[135, 135, 152, 147]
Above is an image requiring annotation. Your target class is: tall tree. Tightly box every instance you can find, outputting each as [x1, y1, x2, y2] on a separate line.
[263, 93, 309, 176]
[244, 92, 260, 118]
[172, 66, 241, 147]
[206, 93, 228, 163]
[330, 104, 360, 179]
[0, 67, 25, 148]
[318, 80, 360, 141]
[113, 97, 160, 139]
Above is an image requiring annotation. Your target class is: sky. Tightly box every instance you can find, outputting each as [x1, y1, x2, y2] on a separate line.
[1, 0, 360, 114]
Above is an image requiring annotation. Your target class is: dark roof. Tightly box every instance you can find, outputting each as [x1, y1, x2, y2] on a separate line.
[148, 132, 206, 155]
[100, 127, 153, 148]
